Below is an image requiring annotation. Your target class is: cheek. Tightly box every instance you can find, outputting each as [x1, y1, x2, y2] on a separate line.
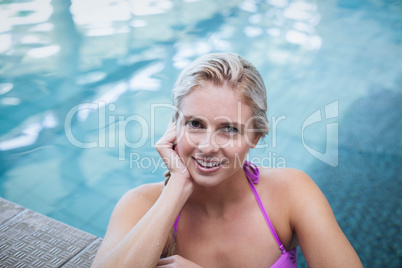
[222, 134, 249, 149]
[176, 135, 194, 157]
[181, 130, 209, 149]
[212, 133, 237, 147]
[222, 138, 250, 154]
[228, 137, 253, 157]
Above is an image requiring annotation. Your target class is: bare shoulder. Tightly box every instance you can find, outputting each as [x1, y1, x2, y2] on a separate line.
[106, 182, 165, 229]
[258, 166, 309, 178]
[119, 182, 165, 211]
[258, 167, 316, 192]
[258, 167, 363, 267]
[98, 182, 164, 250]
[123, 182, 165, 201]
[259, 166, 331, 225]
[257, 167, 326, 220]
[92, 182, 165, 265]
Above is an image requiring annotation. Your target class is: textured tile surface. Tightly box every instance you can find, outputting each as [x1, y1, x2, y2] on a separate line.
[0, 198, 101, 267]
[0, 198, 25, 225]
[62, 238, 103, 268]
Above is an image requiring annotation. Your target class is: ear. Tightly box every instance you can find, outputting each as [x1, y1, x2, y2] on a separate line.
[249, 134, 262, 149]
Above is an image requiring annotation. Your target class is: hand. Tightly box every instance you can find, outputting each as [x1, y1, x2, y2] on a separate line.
[157, 255, 202, 268]
[155, 122, 190, 179]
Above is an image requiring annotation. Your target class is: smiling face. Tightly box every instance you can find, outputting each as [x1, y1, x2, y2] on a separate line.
[175, 82, 261, 187]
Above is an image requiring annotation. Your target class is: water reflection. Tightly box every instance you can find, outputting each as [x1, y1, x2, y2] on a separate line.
[0, 0, 328, 205]
[0, 0, 331, 194]
[0, 97, 20, 106]
[0, 112, 58, 151]
[132, 0, 174, 16]
[0, 83, 14, 95]
[27, 45, 60, 58]
[75, 71, 107, 85]
[1, 0, 53, 28]
[0, 34, 12, 53]
[29, 22, 54, 32]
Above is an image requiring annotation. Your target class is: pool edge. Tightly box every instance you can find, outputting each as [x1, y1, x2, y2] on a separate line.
[0, 197, 102, 267]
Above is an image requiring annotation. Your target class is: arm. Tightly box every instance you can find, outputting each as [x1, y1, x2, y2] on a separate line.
[91, 180, 192, 268]
[92, 123, 194, 268]
[288, 169, 363, 267]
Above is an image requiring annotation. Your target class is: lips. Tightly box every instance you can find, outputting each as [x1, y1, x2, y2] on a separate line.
[192, 157, 226, 173]
[195, 159, 222, 168]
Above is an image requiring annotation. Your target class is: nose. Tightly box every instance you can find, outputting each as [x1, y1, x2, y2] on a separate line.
[198, 131, 219, 155]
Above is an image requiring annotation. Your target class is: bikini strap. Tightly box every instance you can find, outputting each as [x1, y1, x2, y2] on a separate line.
[173, 212, 180, 240]
[243, 161, 285, 252]
[243, 160, 259, 183]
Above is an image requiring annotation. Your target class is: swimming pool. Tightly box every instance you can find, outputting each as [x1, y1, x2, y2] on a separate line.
[1, 0, 401, 266]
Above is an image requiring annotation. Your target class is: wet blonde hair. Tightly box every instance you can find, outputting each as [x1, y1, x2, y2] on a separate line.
[161, 53, 269, 256]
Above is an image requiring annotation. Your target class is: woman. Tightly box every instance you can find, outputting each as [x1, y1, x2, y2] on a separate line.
[92, 53, 362, 267]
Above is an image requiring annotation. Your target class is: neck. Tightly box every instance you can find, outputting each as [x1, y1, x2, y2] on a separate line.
[186, 171, 251, 218]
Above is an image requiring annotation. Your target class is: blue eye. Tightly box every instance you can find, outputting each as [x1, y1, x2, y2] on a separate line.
[188, 120, 201, 128]
[224, 126, 238, 134]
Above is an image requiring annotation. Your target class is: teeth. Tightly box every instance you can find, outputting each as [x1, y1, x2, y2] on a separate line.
[197, 159, 221, 168]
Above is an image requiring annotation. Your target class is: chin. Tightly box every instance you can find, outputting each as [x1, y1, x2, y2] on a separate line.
[188, 169, 223, 188]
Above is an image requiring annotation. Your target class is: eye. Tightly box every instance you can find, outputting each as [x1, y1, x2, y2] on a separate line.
[188, 120, 202, 129]
[224, 126, 238, 134]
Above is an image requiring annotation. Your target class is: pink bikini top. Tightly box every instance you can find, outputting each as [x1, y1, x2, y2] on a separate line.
[173, 161, 297, 267]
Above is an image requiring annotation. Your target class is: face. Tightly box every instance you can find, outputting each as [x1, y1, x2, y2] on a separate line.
[175, 83, 261, 187]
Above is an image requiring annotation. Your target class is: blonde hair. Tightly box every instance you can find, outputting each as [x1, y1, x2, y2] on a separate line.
[162, 53, 269, 256]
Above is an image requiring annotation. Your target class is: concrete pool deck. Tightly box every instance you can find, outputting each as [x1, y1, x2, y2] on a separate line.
[0, 197, 102, 267]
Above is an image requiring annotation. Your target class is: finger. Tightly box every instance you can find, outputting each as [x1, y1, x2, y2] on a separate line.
[156, 264, 171, 268]
[157, 257, 170, 263]
[157, 256, 173, 265]
[156, 126, 177, 149]
[166, 122, 176, 133]
[155, 123, 189, 176]
[163, 123, 177, 142]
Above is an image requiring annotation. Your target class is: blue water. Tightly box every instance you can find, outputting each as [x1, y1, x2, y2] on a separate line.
[0, 0, 401, 267]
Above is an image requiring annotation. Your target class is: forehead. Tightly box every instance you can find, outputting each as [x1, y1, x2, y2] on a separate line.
[180, 84, 253, 124]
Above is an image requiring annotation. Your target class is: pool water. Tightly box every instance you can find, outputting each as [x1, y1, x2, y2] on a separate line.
[0, 0, 401, 267]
